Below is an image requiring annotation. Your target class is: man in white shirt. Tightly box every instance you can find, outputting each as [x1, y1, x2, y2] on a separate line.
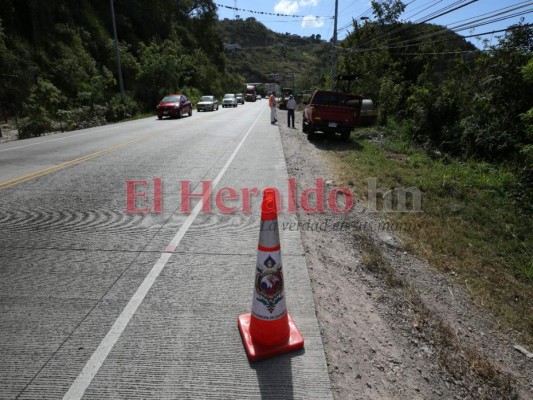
[286, 95, 297, 128]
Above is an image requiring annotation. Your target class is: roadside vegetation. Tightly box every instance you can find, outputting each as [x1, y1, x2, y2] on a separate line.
[332, 126, 532, 346]
[325, 0, 532, 345]
[0, 1, 330, 139]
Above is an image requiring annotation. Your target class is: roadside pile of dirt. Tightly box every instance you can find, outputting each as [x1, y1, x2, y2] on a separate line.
[277, 111, 531, 399]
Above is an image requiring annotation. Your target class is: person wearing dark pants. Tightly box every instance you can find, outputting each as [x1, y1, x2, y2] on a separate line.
[286, 95, 297, 128]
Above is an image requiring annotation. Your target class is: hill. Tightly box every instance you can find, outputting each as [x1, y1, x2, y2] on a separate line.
[217, 17, 330, 92]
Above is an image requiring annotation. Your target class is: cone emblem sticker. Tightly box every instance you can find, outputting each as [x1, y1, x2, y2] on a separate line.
[255, 256, 284, 314]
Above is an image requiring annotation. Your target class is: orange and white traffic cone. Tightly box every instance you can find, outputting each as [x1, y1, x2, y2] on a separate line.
[238, 188, 304, 361]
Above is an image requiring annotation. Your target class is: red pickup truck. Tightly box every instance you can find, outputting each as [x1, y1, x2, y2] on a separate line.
[302, 90, 363, 141]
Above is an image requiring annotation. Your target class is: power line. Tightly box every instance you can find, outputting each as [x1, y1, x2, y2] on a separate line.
[390, 8, 532, 47]
[448, 2, 532, 30]
[214, 2, 333, 19]
[339, 0, 368, 15]
[224, 17, 333, 23]
[443, 0, 532, 28]
[351, 0, 475, 49]
[413, 0, 476, 24]
[394, 49, 483, 55]
[338, 0, 418, 35]
[391, 45, 527, 56]
[352, 0, 531, 51]
[337, 23, 532, 53]
[386, 0, 479, 41]
[402, 0, 446, 20]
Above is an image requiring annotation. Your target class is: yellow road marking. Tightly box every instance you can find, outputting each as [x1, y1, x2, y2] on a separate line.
[0, 135, 156, 191]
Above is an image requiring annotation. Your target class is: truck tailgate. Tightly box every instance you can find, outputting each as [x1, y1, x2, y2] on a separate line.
[310, 104, 358, 127]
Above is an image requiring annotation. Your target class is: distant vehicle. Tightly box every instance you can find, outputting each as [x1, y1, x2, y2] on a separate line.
[302, 90, 363, 141]
[222, 93, 238, 108]
[236, 93, 245, 104]
[245, 85, 257, 102]
[197, 95, 219, 112]
[156, 94, 193, 119]
[278, 88, 294, 110]
[256, 94, 262, 100]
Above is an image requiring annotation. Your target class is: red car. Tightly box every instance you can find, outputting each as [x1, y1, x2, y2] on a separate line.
[156, 94, 193, 119]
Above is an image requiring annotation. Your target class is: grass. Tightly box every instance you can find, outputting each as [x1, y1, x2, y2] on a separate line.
[328, 122, 533, 347]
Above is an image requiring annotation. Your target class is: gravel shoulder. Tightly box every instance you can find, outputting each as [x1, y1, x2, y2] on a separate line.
[277, 109, 532, 400]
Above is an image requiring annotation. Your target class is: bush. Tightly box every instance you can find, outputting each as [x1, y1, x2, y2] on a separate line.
[105, 94, 139, 122]
[18, 117, 52, 138]
[378, 77, 403, 125]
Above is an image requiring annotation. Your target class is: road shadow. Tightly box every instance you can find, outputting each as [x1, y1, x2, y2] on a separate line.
[306, 134, 363, 152]
[279, 109, 364, 152]
[250, 348, 305, 400]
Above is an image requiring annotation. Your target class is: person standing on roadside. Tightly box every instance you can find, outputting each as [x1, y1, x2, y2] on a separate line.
[286, 95, 297, 128]
[269, 92, 277, 124]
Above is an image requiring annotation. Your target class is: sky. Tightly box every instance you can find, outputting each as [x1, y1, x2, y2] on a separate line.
[215, 0, 532, 47]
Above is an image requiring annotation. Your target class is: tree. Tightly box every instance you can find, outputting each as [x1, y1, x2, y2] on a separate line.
[458, 23, 533, 160]
[136, 37, 189, 105]
[21, 77, 64, 137]
[371, 0, 406, 25]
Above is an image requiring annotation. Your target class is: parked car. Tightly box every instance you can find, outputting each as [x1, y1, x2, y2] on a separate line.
[236, 93, 245, 104]
[302, 90, 363, 141]
[222, 93, 238, 108]
[197, 95, 219, 112]
[156, 94, 193, 119]
[256, 95, 262, 100]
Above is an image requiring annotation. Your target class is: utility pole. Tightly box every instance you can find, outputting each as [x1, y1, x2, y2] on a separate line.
[110, 0, 125, 103]
[331, 0, 338, 91]
[234, 0, 240, 19]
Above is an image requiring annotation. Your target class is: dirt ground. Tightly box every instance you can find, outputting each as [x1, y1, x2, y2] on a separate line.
[277, 109, 532, 400]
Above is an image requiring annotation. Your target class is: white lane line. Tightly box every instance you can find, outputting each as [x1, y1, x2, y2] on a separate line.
[165, 109, 263, 252]
[63, 106, 265, 400]
[62, 252, 171, 400]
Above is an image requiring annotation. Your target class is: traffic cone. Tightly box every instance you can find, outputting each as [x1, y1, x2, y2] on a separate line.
[238, 188, 304, 361]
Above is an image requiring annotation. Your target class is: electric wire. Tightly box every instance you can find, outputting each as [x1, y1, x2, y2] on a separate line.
[403, 0, 446, 20]
[351, 0, 532, 51]
[389, 9, 532, 47]
[350, 0, 476, 49]
[337, 23, 531, 53]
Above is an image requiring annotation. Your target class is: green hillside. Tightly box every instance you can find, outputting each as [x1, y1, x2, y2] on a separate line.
[218, 17, 330, 91]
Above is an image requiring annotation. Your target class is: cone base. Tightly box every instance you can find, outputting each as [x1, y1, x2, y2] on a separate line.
[237, 313, 304, 361]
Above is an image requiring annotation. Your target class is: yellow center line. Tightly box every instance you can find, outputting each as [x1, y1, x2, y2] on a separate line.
[0, 134, 157, 191]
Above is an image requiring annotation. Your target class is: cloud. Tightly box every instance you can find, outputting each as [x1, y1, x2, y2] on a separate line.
[299, 0, 318, 6]
[274, 0, 299, 14]
[301, 15, 325, 28]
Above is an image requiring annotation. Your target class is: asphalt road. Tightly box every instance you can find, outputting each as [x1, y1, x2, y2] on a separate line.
[0, 102, 332, 399]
